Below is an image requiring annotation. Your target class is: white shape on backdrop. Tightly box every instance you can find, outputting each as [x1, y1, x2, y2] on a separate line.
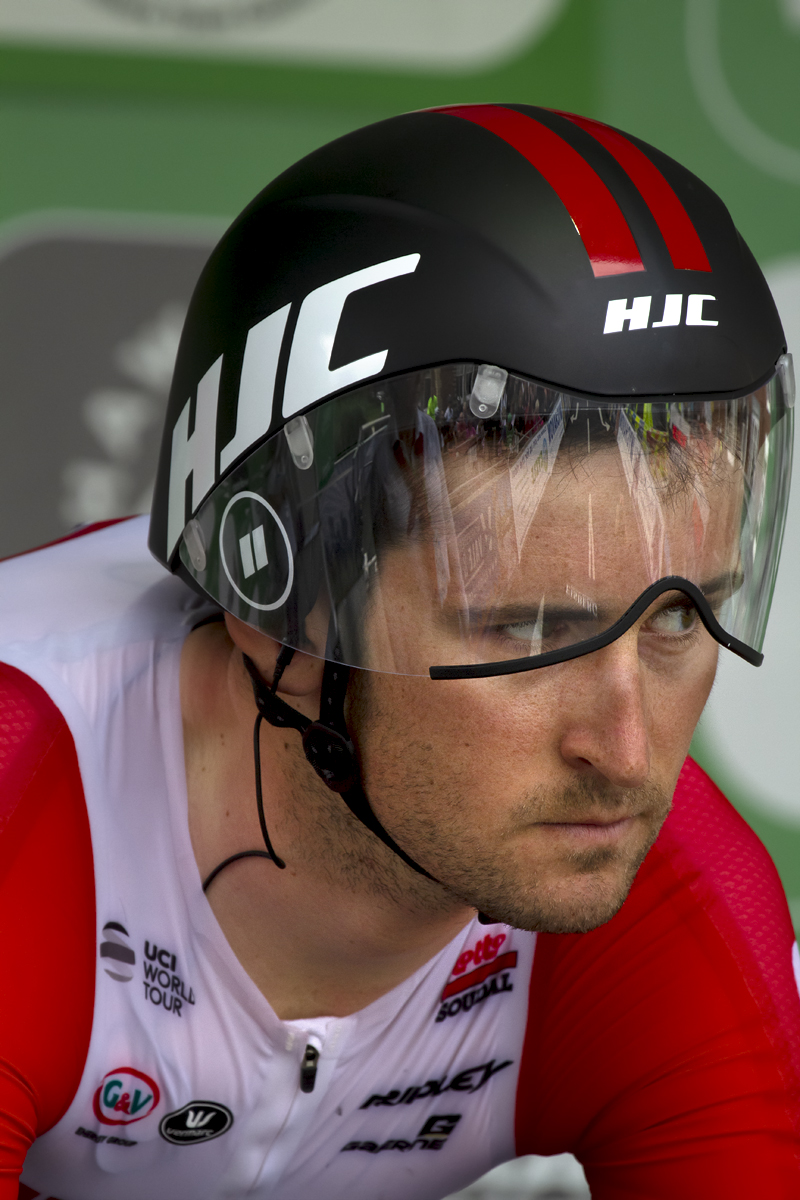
[59, 301, 185, 525]
[445, 1150, 589, 1199]
[699, 258, 800, 823]
[83, 388, 159, 461]
[780, 0, 800, 31]
[0, 0, 567, 71]
[686, 0, 800, 185]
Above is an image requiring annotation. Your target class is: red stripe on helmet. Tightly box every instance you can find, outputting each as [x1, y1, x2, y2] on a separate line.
[434, 104, 645, 278]
[555, 112, 712, 273]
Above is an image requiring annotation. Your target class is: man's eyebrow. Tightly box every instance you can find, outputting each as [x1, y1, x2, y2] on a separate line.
[455, 602, 604, 626]
[452, 572, 743, 626]
[698, 570, 743, 598]
[648, 573, 742, 608]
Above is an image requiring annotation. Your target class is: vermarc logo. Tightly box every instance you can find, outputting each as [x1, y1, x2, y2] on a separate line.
[166, 252, 421, 558]
[603, 293, 717, 333]
[159, 1101, 233, 1146]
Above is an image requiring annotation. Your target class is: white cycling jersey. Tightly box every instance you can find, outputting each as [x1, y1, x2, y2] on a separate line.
[6, 519, 535, 1200]
[3, 519, 800, 1200]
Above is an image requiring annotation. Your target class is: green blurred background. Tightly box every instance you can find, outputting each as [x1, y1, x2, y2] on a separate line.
[1, 0, 798, 920]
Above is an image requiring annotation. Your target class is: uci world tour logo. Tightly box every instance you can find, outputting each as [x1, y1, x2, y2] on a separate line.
[99, 921, 136, 982]
[93, 1067, 160, 1126]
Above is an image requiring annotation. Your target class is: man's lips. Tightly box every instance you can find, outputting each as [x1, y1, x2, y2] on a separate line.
[534, 816, 636, 841]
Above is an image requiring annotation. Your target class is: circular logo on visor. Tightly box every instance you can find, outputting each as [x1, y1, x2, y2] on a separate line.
[219, 491, 294, 612]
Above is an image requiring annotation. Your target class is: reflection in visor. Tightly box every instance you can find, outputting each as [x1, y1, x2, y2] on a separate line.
[179, 361, 794, 678]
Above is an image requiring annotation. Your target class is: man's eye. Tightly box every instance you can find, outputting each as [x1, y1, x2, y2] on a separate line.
[499, 622, 541, 644]
[647, 603, 697, 636]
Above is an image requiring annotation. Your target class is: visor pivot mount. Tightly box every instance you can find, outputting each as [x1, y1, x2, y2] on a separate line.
[284, 415, 315, 469]
[301, 725, 357, 793]
[183, 518, 207, 572]
[778, 352, 795, 408]
[469, 363, 508, 418]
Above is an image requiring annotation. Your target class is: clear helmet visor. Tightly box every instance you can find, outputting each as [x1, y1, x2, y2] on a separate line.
[179, 359, 795, 678]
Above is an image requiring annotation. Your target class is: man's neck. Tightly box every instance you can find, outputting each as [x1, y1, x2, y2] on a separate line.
[180, 623, 473, 1020]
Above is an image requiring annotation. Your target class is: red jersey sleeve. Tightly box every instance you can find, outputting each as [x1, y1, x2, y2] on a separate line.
[0, 665, 95, 1198]
[516, 756, 800, 1197]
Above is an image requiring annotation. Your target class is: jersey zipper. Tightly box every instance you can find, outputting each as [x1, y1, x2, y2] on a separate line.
[300, 1042, 320, 1093]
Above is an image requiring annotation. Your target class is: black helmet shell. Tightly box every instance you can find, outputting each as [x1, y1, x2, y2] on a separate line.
[150, 104, 785, 568]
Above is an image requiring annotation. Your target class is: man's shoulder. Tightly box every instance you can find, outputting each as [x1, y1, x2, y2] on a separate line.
[0, 660, 74, 841]
[657, 756, 792, 940]
[586, 755, 798, 977]
[517, 756, 800, 1166]
[528, 754, 798, 1032]
[0, 515, 217, 665]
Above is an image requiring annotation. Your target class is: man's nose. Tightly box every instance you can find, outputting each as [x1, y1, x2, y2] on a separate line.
[557, 632, 651, 789]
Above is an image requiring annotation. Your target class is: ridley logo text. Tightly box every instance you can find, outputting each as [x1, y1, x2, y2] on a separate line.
[361, 1057, 512, 1108]
[92, 1067, 160, 1126]
[603, 294, 717, 334]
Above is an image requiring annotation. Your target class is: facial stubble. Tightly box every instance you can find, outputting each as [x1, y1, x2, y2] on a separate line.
[275, 670, 674, 935]
[370, 767, 673, 933]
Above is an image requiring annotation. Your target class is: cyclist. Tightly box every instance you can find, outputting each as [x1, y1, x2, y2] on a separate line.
[2, 104, 799, 1199]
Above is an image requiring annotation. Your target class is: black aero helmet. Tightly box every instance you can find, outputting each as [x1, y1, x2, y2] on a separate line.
[149, 105, 794, 885]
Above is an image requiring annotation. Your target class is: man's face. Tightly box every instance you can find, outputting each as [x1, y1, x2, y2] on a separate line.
[351, 445, 726, 933]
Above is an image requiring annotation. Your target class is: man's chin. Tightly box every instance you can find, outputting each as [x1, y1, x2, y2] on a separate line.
[466, 856, 644, 934]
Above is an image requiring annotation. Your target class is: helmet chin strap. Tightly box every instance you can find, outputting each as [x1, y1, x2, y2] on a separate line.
[241, 649, 438, 881]
[203, 648, 498, 924]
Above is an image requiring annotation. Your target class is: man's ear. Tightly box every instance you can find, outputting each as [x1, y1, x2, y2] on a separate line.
[223, 614, 324, 699]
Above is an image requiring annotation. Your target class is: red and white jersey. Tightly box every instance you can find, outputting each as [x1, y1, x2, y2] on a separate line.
[1, 518, 799, 1200]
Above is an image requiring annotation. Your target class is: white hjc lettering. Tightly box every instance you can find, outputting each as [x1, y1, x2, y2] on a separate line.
[603, 293, 717, 335]
[282, 253, 420, 420]
[166, 253, 421, 559]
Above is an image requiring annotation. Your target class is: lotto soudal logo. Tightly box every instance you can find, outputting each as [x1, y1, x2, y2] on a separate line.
[447, 932, 510, 987]
[342, 1113, 461, 1154]
[99, 921, 135, 982]
[360, 1058, 511, 1109]
[92, 1068, 160, 1126]
[159, 1101, 233, 1146]
[434, 932, 518, 1023]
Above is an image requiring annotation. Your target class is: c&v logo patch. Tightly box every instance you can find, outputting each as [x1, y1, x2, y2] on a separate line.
[93, 1067, 160, 1126]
